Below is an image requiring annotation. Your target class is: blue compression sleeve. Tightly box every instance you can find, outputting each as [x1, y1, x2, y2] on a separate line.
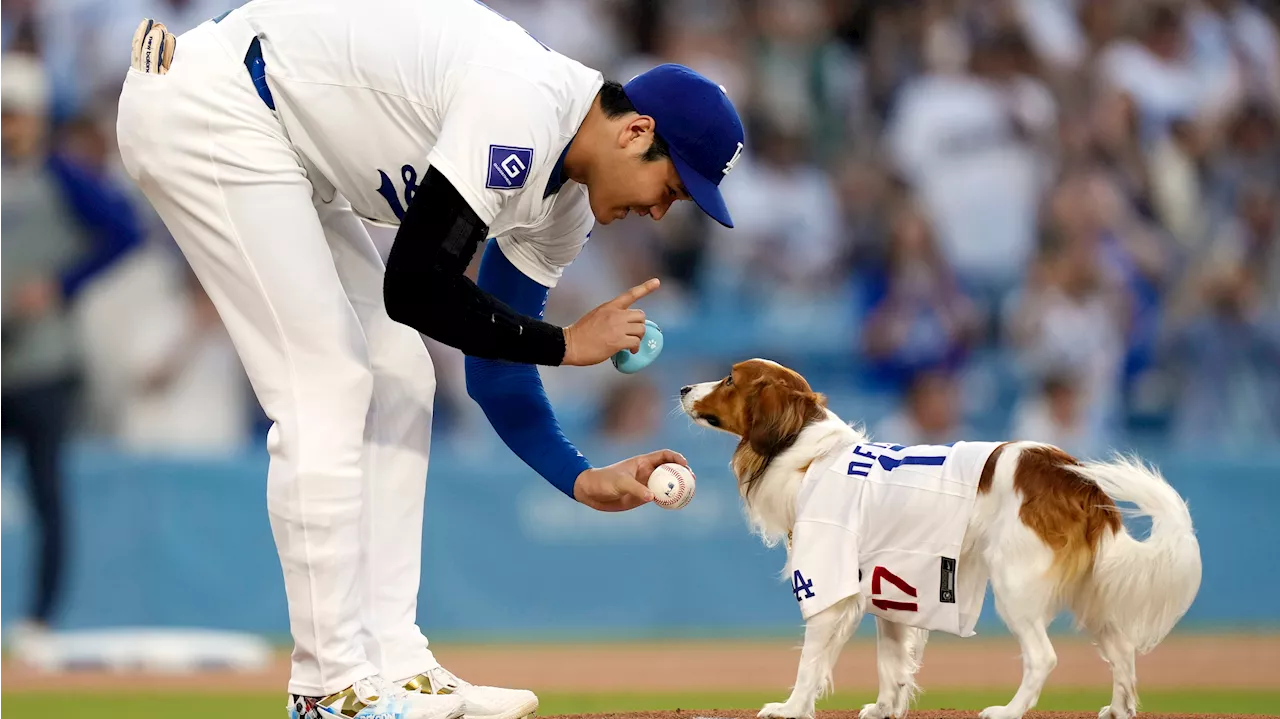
[465, 240, 591, 498]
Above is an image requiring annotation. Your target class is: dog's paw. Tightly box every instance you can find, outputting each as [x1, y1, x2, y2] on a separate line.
[860, 702, 895, 719]
[865, 690, 916, 716]
[979, 705, 1024, 719]
[758, 701, 812, 719]
[1098, 705, 1133, 719]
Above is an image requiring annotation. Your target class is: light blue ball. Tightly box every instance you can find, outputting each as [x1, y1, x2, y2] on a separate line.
[612, 320, 664, 374]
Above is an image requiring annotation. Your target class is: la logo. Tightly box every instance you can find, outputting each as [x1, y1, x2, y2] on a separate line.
[722, 142, 744, 176]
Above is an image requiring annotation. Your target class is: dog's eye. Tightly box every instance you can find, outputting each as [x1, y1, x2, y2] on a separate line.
[724, 376, 734, 387]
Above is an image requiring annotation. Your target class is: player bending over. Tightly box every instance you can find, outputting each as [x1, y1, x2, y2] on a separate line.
[116, 1, 745, 718]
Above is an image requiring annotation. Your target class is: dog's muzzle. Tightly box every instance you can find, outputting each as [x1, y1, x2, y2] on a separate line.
[679, 382, 718, 425]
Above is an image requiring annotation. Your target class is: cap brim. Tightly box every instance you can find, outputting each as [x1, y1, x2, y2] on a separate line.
[670, 150, 733, 229]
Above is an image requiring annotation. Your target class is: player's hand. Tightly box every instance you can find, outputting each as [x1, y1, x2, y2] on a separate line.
[561, 278, 660, 366]
[573, 449, 689, 512]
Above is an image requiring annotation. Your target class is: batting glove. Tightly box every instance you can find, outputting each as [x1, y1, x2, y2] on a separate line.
[131, 18, 176, 74]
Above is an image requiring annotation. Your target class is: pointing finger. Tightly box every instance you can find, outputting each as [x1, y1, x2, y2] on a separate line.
[611, 278, 661, 308]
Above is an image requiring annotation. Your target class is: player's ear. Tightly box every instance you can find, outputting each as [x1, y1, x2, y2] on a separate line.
[618, 115, 655, 150]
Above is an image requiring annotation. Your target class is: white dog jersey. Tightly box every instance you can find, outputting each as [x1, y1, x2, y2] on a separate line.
[787, 440, 1002, 636]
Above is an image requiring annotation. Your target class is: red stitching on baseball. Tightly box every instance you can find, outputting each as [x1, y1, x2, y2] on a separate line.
[660, 467, 688, 506]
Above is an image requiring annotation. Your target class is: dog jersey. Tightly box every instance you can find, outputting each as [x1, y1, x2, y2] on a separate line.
[786, 440, 1001, 636]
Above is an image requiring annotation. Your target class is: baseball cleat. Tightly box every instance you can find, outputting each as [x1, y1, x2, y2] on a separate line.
[289, 674, 466, 719]
[401, 666, 538, 719]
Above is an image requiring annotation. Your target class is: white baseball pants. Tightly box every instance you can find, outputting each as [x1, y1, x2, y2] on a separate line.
[117, 16, 439, 696]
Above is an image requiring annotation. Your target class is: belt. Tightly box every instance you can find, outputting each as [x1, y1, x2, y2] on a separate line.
[244, 36, 275, 110]
[212, 9, 275, 110]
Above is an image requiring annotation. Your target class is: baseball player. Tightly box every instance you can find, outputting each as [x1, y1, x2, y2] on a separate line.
[114, 1, 745, 718]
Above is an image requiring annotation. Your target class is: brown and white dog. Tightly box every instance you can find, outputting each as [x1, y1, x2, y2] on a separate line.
[679, 359, 1201, 719]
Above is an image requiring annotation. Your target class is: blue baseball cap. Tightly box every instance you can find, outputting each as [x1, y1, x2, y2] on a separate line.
[624, 64, 745, 229]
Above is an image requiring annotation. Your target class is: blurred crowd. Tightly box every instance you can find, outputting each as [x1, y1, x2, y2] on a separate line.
[4, 0, 1280, 648]
[4, 0, 1280, 472]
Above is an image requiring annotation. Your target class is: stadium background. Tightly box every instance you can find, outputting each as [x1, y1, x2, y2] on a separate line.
[3, 0, 1279, 715]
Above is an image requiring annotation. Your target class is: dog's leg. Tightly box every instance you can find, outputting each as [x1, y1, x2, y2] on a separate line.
[760, 595, 865, 719]
[859, 619, 923, 719]
[980, 570, 1058, 719]
[1094, 626, 1137, 719]
[908, 627, 929, 671]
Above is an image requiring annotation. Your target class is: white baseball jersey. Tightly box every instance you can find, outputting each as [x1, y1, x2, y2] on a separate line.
[787, 440, 1001, 636]
[235, 0, 602, 286]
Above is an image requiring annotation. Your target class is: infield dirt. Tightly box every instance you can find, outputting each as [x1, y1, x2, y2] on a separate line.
[2, 633, 1276, 695]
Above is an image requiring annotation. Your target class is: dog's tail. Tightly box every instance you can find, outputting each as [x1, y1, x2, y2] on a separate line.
[1071, 454, 1202, 654]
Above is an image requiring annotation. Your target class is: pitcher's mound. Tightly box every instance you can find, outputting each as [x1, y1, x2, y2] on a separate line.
[550, 706, 1269, 711]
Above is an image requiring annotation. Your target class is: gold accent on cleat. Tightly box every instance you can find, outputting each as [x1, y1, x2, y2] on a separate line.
[403, 673, 454, 694]
[318, 685, 371, 718]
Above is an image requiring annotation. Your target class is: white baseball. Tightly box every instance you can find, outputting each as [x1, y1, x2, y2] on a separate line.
[648, 463, 695, 510]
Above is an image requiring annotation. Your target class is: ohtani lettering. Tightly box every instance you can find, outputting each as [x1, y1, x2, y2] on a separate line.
[847, 442, 954, 477]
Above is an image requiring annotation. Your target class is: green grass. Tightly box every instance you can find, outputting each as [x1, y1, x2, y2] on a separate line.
[4, 689, 1278, 717]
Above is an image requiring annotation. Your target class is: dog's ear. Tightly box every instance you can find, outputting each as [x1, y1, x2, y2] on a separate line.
[745, 381, 823, 459]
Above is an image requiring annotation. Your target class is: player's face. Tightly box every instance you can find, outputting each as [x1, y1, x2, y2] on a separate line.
[589, 119, 690, 224]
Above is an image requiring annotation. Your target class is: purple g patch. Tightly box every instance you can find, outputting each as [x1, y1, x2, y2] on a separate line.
[486, 145, 534, 190]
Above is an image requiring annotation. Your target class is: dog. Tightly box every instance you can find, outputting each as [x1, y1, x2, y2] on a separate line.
[679, 359, 1201, 719]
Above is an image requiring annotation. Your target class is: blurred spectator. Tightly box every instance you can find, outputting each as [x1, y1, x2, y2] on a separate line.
[859, 198, 981, 391]
[1148, 116, 1214, 253]
[1206, 179, 1280, 314]
[641, 1, 753, 103]
[1096, 1, 1242, 145]
[1007, 224, 1129, 437]
[485, 0, 632, 74]
[2, 0, 39, 52]
[833, 155, 892, 271]
[864, 0, 971, 120]
[1185, 0, 1280, 112]
[1044, 166, 1172, 393]
[885, 27, 1058, 308]
[1013, 0, 1090, 77]
[1009, 367, 1103, 457]
[1013, 0, 1135, 89]
[872, 369, 973, 445]
[1, 51, 142, 634]
[1207, 101, 1280, 220]
[1077, 0, 1126, 53]
[0, 0, 1275, 506]
[597, 377, 665, 443]
[746, 0, 864, 160]
[705, 121, 845, 304]
[104, 264, 252, 455]
[1160, 180, 1280, 445]
[1081, 88, 1152, 214]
